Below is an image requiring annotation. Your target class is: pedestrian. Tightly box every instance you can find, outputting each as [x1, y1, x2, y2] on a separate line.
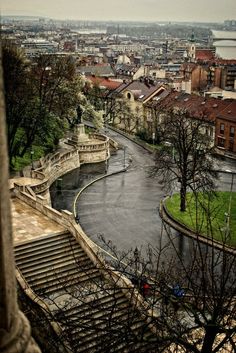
[141, 279, 151, 298]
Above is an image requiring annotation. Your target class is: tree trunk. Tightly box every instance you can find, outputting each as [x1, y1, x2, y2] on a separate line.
[201, 325, 218, 353]
[180, 183, 187, 212]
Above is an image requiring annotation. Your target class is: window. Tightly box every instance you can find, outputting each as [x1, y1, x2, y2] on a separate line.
[229, 140, 234, 151]
[230, 126, 235, 138]
[127, 92, 131, 100]
[208, 127, 213, 137]
[217, 137, 225, 148]
[220, 123, 225, 134]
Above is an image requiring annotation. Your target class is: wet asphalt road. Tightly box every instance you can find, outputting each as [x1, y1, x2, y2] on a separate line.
[76, 131, 165, 251]
[50, 129, 236, 255]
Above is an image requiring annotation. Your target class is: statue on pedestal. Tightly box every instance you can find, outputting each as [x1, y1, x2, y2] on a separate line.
[76, 105, 83, 125]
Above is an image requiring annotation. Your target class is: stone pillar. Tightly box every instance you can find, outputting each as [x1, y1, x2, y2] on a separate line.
[72, 123, 89, 144]
[0, 50, 41, 352]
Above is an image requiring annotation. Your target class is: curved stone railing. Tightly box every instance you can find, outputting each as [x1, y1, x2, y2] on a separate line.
[13, 132, 157, 346]
[23, 134, 110, 195]
[14, 189, 157, 333]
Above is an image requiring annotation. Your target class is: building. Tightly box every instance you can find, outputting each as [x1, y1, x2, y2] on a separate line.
[215, 101, 236, 155]
[21, 38, 58, 57]
[214, 40, 236, 60]
[212, 30, 236, 60]
[145, 90, 236, 154]
[179, 63, 208, 93]
[77, 63, 115, 77]
[110, 79, 167, 132]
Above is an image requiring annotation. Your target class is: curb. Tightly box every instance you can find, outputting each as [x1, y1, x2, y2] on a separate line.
[108, 126, 154, 154]
[159, 197, 236, 256]
[73, 165, 130, 218]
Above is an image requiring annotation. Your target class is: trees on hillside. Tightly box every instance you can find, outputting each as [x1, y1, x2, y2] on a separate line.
[2, 43, 83, 166]
[3, 43, 35, 164]
[153, 109, 218, 212]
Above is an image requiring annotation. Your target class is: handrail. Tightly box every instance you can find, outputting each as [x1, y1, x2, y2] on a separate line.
[14, 187, 158, 336]
[22, 135, 110, 195]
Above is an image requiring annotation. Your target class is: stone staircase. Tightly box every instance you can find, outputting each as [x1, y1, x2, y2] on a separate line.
[15, 232, 157, 353]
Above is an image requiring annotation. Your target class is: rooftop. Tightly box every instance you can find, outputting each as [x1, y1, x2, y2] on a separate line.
[212, 30, 236, 40]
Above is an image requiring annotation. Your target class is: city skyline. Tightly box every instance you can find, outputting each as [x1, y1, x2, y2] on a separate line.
[1, 0, 236, 23]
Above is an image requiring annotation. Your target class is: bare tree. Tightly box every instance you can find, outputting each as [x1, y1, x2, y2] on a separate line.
[157, 191, 236, 353]
[16, 215, 235, 353]
[153, 109, 218, 212]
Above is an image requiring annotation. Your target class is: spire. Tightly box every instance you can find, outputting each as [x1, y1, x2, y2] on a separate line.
[190, 29, 195, 43]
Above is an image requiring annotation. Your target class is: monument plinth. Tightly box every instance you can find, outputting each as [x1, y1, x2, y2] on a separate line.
[71, 123, 89, 145]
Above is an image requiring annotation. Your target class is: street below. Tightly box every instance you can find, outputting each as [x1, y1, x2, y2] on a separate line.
[50, 129, 236, 261]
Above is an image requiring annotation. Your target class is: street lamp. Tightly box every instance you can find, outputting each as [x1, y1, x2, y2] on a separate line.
[134, 247, 139, 275]
[164, 141, 175, 162]
[225, 169, 235, 239]
[30, 150, 34, 178]
[152, 132, 155, 146]
[123, 146, 127, 169]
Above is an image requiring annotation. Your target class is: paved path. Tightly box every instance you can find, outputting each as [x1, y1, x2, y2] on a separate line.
[12, 198, 65, 244]
[9, 177, 42, 189]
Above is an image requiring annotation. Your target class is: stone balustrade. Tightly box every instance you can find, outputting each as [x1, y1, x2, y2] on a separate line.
[14, 188, 154, 328]
[23, 134, 110, 196]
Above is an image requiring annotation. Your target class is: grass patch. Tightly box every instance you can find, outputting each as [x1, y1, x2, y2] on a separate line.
[165, 192, 236, 247]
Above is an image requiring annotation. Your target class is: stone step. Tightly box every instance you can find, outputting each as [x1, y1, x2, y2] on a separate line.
[56, 290, 125, 320]
[17, 252, 89, 273]
[35, 269, 101, 296]
[20, 259, 93, 283]
[76, 319, 153, 353]
[15, 231, 71, 250]
[15, 232, 155, 351]
[70, 309, 142, 352]
[26, 263, 95, 287]
[65, 300, 130, 337]
[60, 295, 128, 325]
[15, 238, 79, 260]
[15, 245, 84, 266]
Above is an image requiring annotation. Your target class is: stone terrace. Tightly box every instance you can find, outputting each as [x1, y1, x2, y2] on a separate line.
[11, 198, 65, 244]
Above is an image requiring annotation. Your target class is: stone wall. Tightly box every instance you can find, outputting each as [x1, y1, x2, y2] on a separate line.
[22, 135, 110, 200]
[13, 188, 152, 322]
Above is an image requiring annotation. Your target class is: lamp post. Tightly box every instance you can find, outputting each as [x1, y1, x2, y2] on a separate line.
[225, 169, 235, 239]
[152, 132, 155, 146]
[30, 150, 34, 178]
[123, 146, 127, 169]
[134, 247, 139, 276]
[164, 141, 175, 162]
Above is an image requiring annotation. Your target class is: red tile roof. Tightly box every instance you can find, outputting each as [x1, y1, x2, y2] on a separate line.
[114, 80, 166, 103]
[216, 101, 236, 122]
[86, 76, 122, 91]
[195, 49, 215, 61]
[147, 90, 235, 123]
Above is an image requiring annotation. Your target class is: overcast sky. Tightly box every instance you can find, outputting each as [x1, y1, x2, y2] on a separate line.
[1, 0, 236, 22]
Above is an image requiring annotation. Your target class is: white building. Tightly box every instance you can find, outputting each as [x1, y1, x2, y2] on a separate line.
[214, 40, 236, 60]
[212, 30, 236, 60]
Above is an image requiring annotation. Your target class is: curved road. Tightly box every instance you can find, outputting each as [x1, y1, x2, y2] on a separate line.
[51, 129, 236, 257]
[76, 130, 166, 251]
